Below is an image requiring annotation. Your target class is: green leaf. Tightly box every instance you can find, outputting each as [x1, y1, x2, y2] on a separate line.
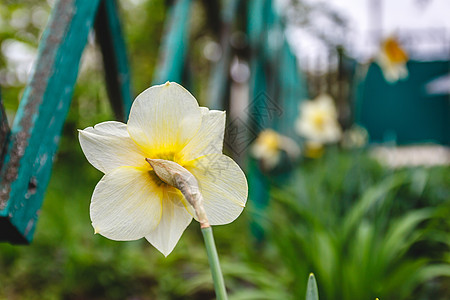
[342, 174, 405, 239]
[306, 273, 319, 300]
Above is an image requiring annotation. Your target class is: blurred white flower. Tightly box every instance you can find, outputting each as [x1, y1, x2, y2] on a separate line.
[376, 36, 409, 83]
[251, 129, 300, 170]
[341, 125, 369, 149]
[0, 39, 36, 86]
[371, 145, 450, 168]
[295, 94, 342, 145]
[79, 82, 248, 256]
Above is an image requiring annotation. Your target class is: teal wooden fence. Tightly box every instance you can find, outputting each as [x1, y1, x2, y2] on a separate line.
[0, 0, 307, 244]
[246, 0, 307, 239]
[356, 61, 449, 145]
[0, 0, 132, 243]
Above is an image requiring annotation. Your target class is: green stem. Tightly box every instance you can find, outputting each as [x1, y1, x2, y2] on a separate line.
[201, 226, 228, 300]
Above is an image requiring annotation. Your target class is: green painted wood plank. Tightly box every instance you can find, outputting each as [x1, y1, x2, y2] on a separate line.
[357, 61, 449, 145]
[0, 0, 101, 243]
[152, 0, 192, 85]
[262, 0, 282, 132]
[247, 157, 269, 241]
[246, 0, 269, 241]
[248, 0, 280, 132]
[247, 0, 266, 49]
[0, 89, 10, 171]
[278, 40, 307, 140]
[95, 0, 133, 121]
[246, 0, 308, 240]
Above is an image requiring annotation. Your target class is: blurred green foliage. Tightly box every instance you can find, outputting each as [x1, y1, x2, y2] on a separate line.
[261, 150, 450, 300]
[1, 146, 449, 299]
[228, 150, 450, 300]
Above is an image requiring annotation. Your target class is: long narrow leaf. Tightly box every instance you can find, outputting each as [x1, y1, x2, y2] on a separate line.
[306, 273, 319, 300]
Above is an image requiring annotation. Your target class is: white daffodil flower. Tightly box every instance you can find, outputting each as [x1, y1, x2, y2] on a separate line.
[341, 125, 369, 149]
[79, 82, 248, 256]
[295, 94, 342, 145]
[251, 129, 300, 170]
[376, 36, 409, 83]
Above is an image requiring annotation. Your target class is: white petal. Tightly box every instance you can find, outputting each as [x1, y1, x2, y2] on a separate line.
[178, 107, 226, 162]
[383, 65, 400, 83]
[145, 188, 193, 256]
[262, 152, 281, 170]
[316, 95, 338, 118]
[251, 142, 281, 169]
[90, 166, 163, 241]
[251, 142, 267, 159]
[79, 121, 147, 173]
[397, 64, 408, 80]
[127, 82, 202, 155]
[186, 154, 248, 225]
[88, 121, 130, 137]
[279, 136, 301, 158]
[296, 118, 342, 144]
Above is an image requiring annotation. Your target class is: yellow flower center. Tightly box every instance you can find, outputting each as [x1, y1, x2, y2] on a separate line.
[145, 152, 180, 186]
[384, 38, 408, 63]
[305, 141, 324, 158]
[155, 151, 176, 162]
[147, 170, 166, 186]
[312, 113, 326, 130]
[258, 130, 279, 151]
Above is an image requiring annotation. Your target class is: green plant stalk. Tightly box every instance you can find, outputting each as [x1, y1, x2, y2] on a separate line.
[202, 226, 228, 300]
[149, 161, 228, 298]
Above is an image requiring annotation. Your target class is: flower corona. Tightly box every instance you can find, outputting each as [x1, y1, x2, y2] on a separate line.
[295, 94, 342, 145]
[376, 36, 409, 83]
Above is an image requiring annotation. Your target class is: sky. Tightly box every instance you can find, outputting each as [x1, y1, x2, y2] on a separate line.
[287, 0, 450, 66]
[2, 0, 450, 87]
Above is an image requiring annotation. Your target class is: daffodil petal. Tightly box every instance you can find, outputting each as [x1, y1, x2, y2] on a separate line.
[90, 166, 162, 241]
[127, 82, 202, 154]
[186, 154, 248, 225]
[178, 107, 226, 162]
[145, 188, 193, 256]
[79, 121, 147, 173]
[296, 96, 342, 144]
[88, 121, 130, 137]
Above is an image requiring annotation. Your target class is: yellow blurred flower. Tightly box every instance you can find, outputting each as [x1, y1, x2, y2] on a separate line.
[304, 141, 325, 159]
[295, 94, 342, 145]
[377, 36, 409, 83]
[251, 129, 300, 170]
[79, 82, 248, 256]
